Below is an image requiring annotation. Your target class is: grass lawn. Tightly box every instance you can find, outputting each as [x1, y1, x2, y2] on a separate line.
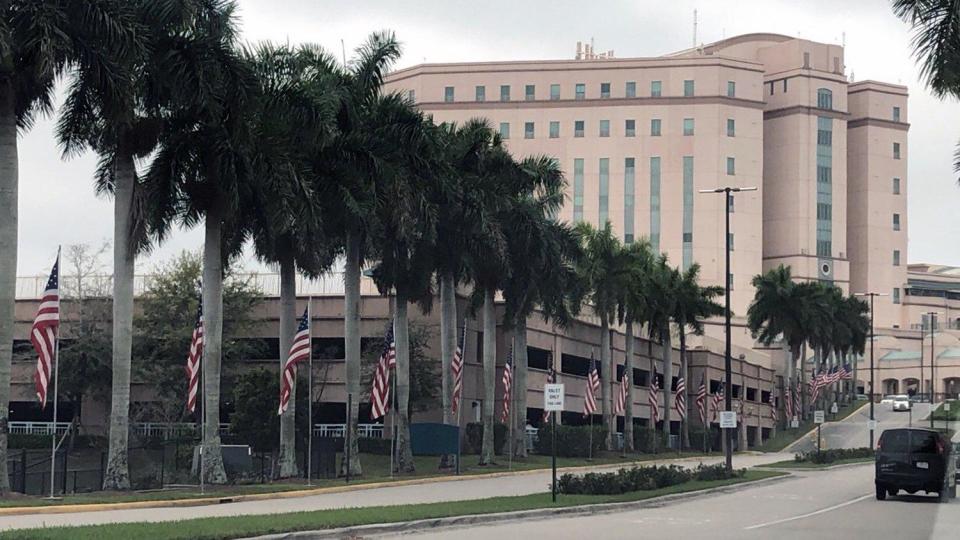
[0, 450, 717, 509]
[758, 457, 874, 469]
[5, 469, 784, 540]
[929, 400, 960, 421]
[758, 399, 867, 453]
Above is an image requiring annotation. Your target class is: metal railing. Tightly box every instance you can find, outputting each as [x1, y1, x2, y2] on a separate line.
[312, 423, 385, 438]
[132, 422, 230, 439]
[8, 422, 72, 436]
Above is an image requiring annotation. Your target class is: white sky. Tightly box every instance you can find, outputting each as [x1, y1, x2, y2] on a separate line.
[14, 0, 960, 275]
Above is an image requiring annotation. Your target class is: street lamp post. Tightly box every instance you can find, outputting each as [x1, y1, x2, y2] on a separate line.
[699, 185, 757, 472]
[855, 292, 888, 449]
[924, 311, 939, 426]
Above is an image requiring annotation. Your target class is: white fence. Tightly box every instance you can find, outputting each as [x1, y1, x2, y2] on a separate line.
[132, 422, 231, 439]
[9, 421, 72, 436]
[313, 423, 384, 438]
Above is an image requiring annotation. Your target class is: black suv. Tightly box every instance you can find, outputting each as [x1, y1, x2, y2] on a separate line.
[876, 428, 957, 502]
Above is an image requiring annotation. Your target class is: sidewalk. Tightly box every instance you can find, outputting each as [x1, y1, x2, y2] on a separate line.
[0, 452, 791, 531]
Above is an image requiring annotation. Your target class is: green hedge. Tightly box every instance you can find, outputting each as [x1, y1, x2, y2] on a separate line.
[558, 463, 744, 495]
[9, 434, 103, 449]
[795, 447, 874, 464]
[533, 425, 606, 457]
[632, 427, 659, 453]
[463, 422, 507, 455]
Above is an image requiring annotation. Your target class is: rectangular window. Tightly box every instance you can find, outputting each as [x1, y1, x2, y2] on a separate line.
[728, 233, 734, 250]
[650, 118, 662, 136]
[728, 273, 734, 290]
[683, 118, 695, 136]
[625, 119, 636, 137]
[683, 80, 695, 97]
[550, 84, 560, 100]
[769, 82, 774, 95]
[682, 156, 694, 270]
[726, 157, 736, 175]
[783, 79, 788, 92]
[817, 202, 832, 220]
[575, 83, 586, 100]
[651, 80, 662, 97]
[893, 250, 901, 266]
[625, 81, 636, 98]
[817, 129, 833, 146]
[573, 158, 584, 222]
[599, 119, 610, 137]
[499, 122, 510, 139]
[600, 82, 611, 98]
[650, 157, 661, 253]
[475, 85, 485, 102]
[727, 81, 736, 97]
[893, 106, 901, 122]
[803, 52, 810, 68]
[549, 121, 560, 138]
[817, 115, 833, 259]
[817, 89, 833, 110]
[444, 86, 455, 102]
[894, 142, 901, 159]
[524, 122, 535, 139]
[574, 120, 585, 138]
[500, 85, 510, 101]
[893, 287, 901, 304]
[728, 193, 735, 213]
[893, 177, 901, 195]
[624, 158, 635, 244]
[407, 89, 416, 102]
[893, 213, 901, 231]
[525, 84, 535, 101]
[727, 118, 735, 137]
[599, 158, 609, 224]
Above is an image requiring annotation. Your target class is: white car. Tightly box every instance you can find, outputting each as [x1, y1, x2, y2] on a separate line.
[892, 395, 912, 411]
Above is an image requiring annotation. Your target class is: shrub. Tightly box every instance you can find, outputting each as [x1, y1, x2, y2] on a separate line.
[464, 422, 507, 455]
[795, 447, 874, 464]
[632, 427, 659, 453]
[9, 434, 101, 449]
[692, 463, 745, 481]
[533, 424, 606, 457]
[358, 437, 392, 455]
[558, 464, 691, 495]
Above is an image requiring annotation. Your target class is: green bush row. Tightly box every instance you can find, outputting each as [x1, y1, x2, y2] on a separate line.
[795, 447, 874, 464]
[557, 463, 745, 495]
[463, 422, 508, 455]
[533, 424, 607, 457]
[9, 434, 104, 449]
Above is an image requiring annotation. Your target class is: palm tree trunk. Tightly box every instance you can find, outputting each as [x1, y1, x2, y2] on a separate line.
[800, 343, 808, 420]
[600, 319, 612, 450]
[0, 79, 17, 494]
[103, 151, 136, 490]
[277, 254, 298, 478]
[341, 225, 362, 477]
[394, 294, 415, 473]
[679, 329, 689, 449]
[513, 319, 528, 458]
[201, 200, 227, 484]
[623, 321, 634, 453]
[789, 343, 799, 425]
[479, 289, 497, 465]
[661, 327, 673, 448]
[440, 272, 456, 425]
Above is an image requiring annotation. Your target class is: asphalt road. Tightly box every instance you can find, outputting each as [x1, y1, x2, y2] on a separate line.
[787, 402, 934, 454]
[401, 463, 960, 540]
[0, 452, 790, 532]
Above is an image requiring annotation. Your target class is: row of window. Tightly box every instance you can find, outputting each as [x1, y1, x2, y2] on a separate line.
[442, 79, 737, 103]
[496, 117, 735, 139]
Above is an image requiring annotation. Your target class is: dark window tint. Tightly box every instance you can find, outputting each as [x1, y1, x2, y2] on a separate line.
[561, 352, 594, 377]
[527, 347, 551, 370]
[880, 430, 911, 452]
[911, 431, 939, 454]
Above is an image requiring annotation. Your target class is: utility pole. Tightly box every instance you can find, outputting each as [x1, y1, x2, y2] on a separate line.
[924, 311, 938, 426]
[855, 292, 888, 448]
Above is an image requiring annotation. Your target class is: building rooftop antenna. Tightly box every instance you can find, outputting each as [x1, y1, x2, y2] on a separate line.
[693, 9, 698, 48]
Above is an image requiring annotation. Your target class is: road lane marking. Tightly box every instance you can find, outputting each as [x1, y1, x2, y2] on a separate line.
[743, 494, 872, 530]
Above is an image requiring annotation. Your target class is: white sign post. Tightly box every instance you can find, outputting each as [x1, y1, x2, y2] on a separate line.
[719, 410, 737, 429]
[945, 403, 951, 412]
[867, 419, 878, 431]
[814, 410, 825, 455]
[790, 416, 799, 429]
[830, 402, 838, 415]
[544, 383, 564, 502]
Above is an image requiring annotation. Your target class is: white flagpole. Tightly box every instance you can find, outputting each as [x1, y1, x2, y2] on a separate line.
[307, 296, 313, 486]
[508, 337, 515, 470]
[389, 315, 396, 478]
[199, 284, 205, 495]
[47, 246, 61, 499]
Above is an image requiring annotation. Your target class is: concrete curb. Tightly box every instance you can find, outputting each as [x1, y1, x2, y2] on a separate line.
[241, 473, 794, 540]
[0, 453, 741, 516]
[759, 460, 873, 472]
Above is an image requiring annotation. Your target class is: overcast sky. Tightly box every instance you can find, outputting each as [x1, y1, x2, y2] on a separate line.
[14, 0, 960, 276]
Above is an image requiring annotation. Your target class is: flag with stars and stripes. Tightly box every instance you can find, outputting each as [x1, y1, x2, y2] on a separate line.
[841, 363, 852, 380]
[583, 354, 600, 416]
[793, 378, 801, 418]
[451, 323, 466, 416]
[500, 345, 513, 423]
[31, 252, 60, 409]
[695, 375, 707, 425]
[370, 322, 396, 421]
[784, 384, 793, 420]
[614, 368, 629, 416]
[185, 284, 203, 413]
[712, 380, 725, 422]
[278, 306, 310, 415]
[769, 391, 777, 421]
[675, 376, 686, 421]
[542, 362, 556, 423]
[649, 367, 660, 426]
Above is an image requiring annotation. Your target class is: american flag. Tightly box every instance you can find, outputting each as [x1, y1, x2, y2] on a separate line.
[542, 362, 556, 423]
[674, 376, 686, 421]
[810, 368, 822, 403]
[769, 391, 777, 421]
[370, 322, 396, 421]
[500, 345, 513, 423]
[583, 355, 600, 416]
[695, 376, 707, 425]
[31, 253, 60, 409]
[793, 378, 801, 418]
[185, 285, 203, 413]
[712, 380, 725, 422]
[614, 368, 629, 416]
[278, 306, 310, 415]
[840, 363, 852, 380]
[451, 323, 466, 416]
[784, 385, 793, 419]
[648, 367, 660, 426]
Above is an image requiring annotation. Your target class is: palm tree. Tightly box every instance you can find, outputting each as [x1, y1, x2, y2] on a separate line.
[671, 263, 724, 448]
[501, 156, 582, 458]
[244, 42, 340, 478]
[646, 257, 679, 447]
[144, 0, 253, 483]
[576, 222, 632, 450]
[845, 296, 870, 401]
[0, 0, 138, 494]
[617, 240, 655, 452]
